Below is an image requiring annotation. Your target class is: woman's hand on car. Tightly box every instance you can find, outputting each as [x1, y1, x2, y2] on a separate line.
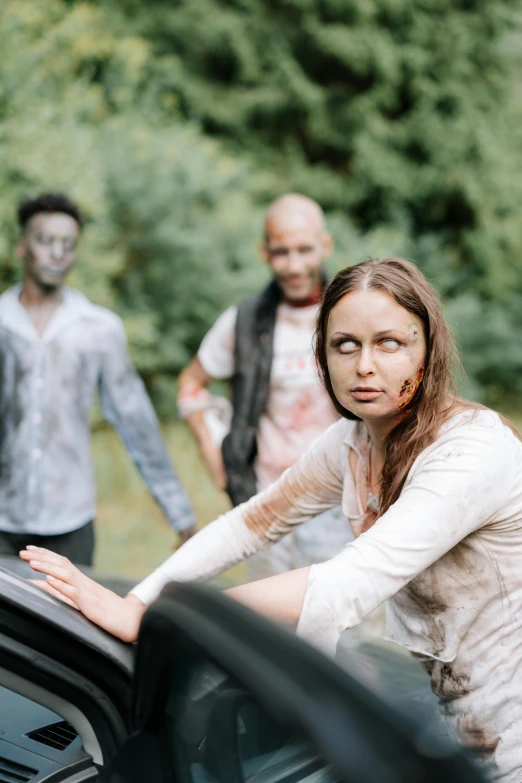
[29, 578, 80, 608]
[19, 547, 145, 642]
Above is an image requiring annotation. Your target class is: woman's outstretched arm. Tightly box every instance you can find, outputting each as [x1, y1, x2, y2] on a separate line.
[20, 545, 310, 641]
[19, 422, 345, 640]
[226, 567, 310, 625]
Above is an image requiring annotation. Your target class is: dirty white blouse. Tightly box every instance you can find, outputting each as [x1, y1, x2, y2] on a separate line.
[131, 409, 522, 781]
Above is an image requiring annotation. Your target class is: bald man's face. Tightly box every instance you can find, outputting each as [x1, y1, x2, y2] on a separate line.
[261, 215, 332, 303]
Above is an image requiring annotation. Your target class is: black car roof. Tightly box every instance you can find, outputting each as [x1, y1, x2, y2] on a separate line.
[0, 566, 134, 676]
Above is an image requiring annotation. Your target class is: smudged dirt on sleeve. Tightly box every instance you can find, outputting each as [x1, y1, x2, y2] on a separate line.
[243, 457, 330, 539]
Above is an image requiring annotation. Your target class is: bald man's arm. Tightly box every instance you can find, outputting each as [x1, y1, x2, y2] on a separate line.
[178, 358, 228, 491]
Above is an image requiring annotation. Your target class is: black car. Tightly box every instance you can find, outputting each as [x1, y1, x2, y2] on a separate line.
[0, 565, 486, 783]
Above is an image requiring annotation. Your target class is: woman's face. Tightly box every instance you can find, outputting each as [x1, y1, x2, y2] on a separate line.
[326, 289, 427, 424]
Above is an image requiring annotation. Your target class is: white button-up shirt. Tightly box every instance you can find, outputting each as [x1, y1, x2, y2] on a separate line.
[0, 285, 194, 534]
[132, 409, 522, 781]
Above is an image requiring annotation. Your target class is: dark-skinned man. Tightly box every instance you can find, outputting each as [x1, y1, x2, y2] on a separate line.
[0, 192, 196, 565]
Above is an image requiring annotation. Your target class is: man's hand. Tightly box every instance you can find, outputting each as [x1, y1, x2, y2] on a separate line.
[176, 525, 197, 549]
[198, 439, 227, 491]
[178, 358, 228, 492]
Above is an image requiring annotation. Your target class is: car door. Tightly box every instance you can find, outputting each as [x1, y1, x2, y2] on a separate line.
[0, 569, 486, 783]
[101, 582, 487, 783]
[0, 567, 134, 783]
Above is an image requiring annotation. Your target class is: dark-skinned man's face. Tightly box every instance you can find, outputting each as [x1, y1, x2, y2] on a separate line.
[17, 212, 80, 290]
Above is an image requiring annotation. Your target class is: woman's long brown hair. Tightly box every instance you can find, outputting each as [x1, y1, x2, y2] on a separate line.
[315, 257, 519, 515]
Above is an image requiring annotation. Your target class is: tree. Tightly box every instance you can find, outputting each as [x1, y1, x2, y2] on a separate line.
[0, 1, 268, 412]
[3, 0, 522, 407]
[111, 0, 522, 405]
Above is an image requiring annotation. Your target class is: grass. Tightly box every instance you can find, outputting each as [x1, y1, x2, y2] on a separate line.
[92, 421, 245, 584]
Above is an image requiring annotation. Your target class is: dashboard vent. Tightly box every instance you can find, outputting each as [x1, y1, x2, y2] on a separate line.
[27, 721, 78, 751]
[0, 756, 37, 782]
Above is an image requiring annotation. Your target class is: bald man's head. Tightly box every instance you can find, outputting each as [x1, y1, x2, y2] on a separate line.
[261, 193, 332, 303]
[264, 194, 326, 239]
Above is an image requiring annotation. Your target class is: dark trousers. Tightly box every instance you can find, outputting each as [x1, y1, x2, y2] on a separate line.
[0, 520, 95, 566]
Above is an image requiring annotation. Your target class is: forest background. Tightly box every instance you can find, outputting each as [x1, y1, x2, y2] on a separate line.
[2, 0, 522, 578]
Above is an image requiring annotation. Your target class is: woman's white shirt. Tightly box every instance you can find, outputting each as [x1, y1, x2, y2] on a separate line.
[131, 409, 522, 780]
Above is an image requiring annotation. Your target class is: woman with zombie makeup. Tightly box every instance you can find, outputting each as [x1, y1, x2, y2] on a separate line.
[21, 258, 522, 781]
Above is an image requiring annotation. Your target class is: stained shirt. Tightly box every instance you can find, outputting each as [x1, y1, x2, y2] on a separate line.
[131, 410, 522, 781]
[197, 303, 338, 490]
[0, 285, 194, 535]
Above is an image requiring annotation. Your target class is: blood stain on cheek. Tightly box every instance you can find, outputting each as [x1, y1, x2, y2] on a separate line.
[398, 366, 425, 409]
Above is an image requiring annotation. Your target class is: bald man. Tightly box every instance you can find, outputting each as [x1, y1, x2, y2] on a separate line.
[178, 194, 353, 580]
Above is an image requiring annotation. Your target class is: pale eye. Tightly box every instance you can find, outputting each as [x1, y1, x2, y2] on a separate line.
[339, 340, 358, 354]
[37, 235, 52, 245]
[381, 339, 401, 351]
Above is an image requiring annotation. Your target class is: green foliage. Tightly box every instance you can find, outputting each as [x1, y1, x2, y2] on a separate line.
[0, 0, 268, 413]
[114, 0, 522, 403]
[2, 0, 522, 407]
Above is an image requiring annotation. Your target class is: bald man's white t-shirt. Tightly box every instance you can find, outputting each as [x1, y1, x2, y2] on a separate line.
[198, 303, 339, 491]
